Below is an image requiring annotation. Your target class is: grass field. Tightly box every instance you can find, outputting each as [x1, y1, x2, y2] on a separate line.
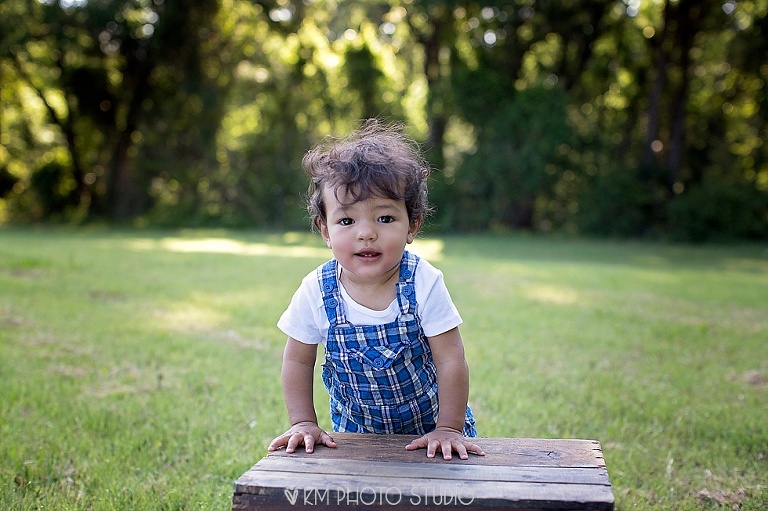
[1, 228, 766, 510]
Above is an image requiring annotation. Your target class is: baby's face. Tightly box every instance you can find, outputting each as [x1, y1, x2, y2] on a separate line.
[319, 187, 417, 286]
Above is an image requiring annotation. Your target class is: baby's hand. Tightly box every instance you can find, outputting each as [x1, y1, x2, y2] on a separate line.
[404, 426, 485, 460]
[268, 421, 337, 454]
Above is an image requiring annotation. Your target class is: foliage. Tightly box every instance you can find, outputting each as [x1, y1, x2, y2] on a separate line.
[0, 0, 225, 222]
[575, 165, 650, 237]
[437, 86, 571, 230]
[667, 175, 768, 242]
[29, 159, 79, 219]
[1, 229, 767, 510]
[0, 0, 766, 239]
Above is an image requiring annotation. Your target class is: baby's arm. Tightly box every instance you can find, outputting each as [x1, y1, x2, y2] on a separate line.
[405, 327, 485, 460]
[268, 337, 336, 453]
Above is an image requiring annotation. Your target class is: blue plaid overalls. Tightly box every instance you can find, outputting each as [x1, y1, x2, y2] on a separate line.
[319, 251, 476, 436]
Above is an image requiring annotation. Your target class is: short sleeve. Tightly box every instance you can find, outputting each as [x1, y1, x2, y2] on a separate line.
[415, 260, 463, 337]
[276, 270, 326, 345]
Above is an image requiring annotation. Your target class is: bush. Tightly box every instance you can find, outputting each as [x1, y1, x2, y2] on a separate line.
[575, 167, 650, 237]
[667, 177, 768, 242]
[29, 160, 79, 218]
[0, 166, 19, 197]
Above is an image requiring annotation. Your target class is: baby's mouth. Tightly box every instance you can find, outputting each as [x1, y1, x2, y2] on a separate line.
[355, 249, 381, 259]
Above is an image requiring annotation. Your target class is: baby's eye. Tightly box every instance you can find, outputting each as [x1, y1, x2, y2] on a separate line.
[378, 215, 395, 224]
[339, 218, 354, 226]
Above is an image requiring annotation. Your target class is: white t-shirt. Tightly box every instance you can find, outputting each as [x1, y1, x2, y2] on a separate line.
[277, 257, 462, 345]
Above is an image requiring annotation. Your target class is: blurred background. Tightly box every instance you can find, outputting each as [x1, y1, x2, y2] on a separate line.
[1, 0, 766, 241]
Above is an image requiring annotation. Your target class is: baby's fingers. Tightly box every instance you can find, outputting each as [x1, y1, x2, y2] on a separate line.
[319, 431, 337, 449]
[426, 439, 441, 459]
[303, 434, 316, 453]
[285, 433, 307, 454]
[463, 440, 486, 456]
[404, 436, 428, 451]
[440, 440, 454, 460]
[453, 442, 469, 460]
[267, 435, 288, 452]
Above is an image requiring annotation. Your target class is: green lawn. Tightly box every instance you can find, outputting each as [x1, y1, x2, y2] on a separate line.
[1, 228, 766, 510]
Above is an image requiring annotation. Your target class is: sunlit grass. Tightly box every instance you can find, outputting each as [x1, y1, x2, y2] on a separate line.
[122, 232, 445, 262]
[1, 228, 766, 510]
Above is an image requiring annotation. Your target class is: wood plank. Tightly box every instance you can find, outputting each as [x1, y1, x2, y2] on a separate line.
[233, 472, 614, 510]
[232, 434, 614, 510]
[265, 434, 607, 468]
[237, 457, 611, 487]
[234, 473, 614, 510]
[233, 492, 609, 511]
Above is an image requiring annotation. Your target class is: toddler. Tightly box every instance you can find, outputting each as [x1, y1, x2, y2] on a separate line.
[268, 121, 483, 460]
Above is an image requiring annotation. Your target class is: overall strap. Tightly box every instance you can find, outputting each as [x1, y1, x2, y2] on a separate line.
[395, 251, 419, 316]
[317, 259, 346, 327]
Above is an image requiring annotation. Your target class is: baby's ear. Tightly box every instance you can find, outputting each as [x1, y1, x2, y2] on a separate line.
[317, 220, 331, 247]
[407, 216, 423, 243]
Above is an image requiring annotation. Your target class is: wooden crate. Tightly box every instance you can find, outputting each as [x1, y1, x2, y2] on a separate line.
[232, 433, 614, 510]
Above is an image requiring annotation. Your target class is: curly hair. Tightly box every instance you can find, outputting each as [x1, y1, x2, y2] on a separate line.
[303, 119, 432, 230]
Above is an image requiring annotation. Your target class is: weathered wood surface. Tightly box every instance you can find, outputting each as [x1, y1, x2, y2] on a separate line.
[232, 434, 614, 510]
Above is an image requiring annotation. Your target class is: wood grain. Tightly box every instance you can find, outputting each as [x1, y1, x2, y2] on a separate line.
[232, 434, 614, 510]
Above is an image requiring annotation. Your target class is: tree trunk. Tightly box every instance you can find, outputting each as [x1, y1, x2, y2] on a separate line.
[641, 0, 672, 169]
[417, 9, 451, 169]
[107, 133, 139, 222]
[667, 0, 711, 194]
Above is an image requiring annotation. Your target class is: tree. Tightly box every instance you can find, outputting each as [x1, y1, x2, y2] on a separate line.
[442, 1, 610, 230]
[0, 0, 765, 238]
[641, 0, 720, 194]
[1, 0, 225, 222]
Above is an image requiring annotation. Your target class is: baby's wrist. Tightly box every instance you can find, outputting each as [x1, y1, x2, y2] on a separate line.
[434, 424, 463, 435]
[290, 419, 319, 428]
